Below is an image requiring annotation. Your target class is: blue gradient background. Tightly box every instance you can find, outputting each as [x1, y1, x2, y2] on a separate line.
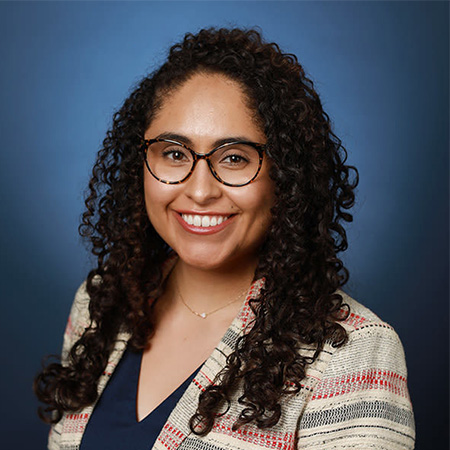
[0, 1, 448, 449]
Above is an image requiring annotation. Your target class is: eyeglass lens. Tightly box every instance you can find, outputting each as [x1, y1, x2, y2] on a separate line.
[145, 141, 261, 185]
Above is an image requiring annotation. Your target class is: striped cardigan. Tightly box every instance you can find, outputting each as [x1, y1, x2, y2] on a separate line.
[48, 279, 415, 450]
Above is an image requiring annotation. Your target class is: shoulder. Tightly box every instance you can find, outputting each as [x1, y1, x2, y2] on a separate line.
[61, 280, 92, 363]
[338, 289, 386, 329]
[296, 291, 415, 448]
[66, 281, 92, 334]
[335, 289, 408, 375]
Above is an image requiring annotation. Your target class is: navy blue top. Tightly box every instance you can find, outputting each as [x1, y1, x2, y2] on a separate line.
[80, 348, 201, 450]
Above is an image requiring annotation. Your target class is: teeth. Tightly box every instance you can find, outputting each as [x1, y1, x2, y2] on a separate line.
[181, 214, 229, 228]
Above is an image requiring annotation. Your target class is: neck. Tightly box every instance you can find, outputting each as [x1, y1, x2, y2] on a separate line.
[168, 257, 258, 315]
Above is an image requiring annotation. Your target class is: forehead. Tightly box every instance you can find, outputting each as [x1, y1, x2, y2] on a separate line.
[146, 73, 265, 144]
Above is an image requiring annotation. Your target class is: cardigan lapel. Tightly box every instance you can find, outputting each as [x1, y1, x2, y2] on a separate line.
[55, 267, 264, 450]
[151, 278, 264, 450]
[57, 329, 131, 450]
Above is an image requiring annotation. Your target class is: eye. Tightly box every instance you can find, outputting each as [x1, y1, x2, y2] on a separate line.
[162, 148, 190, 162]
[220, 153, 250, 165]
[223, 155, 248, 164]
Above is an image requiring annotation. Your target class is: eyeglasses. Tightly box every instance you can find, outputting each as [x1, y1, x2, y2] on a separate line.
[142, 138, 265, 187]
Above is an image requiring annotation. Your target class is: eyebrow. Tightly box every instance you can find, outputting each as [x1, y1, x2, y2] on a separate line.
[154, 132, 259, 148]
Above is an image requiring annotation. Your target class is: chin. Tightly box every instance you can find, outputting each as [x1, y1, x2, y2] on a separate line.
[175, 246, 237, 271]
[180, 254, 226, 271]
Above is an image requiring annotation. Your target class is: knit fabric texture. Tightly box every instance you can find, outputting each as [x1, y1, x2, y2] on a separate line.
[48, 279, 415, 450]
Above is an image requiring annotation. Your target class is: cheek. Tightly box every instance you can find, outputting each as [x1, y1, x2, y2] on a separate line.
[254, 185, 275, 231]
[232, 183, 275, 225]
[143, 174, 173, 223]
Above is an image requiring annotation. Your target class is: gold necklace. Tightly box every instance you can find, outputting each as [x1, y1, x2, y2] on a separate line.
[174, 282, 249, 319]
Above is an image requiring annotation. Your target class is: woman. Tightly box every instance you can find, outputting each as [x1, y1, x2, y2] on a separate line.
[35, 28, 415, 449]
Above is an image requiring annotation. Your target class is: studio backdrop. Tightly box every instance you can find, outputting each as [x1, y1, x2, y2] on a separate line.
[0, 1, 448, 449]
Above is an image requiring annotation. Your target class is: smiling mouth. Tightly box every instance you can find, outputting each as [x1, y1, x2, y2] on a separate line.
[180, 213, 232, 228]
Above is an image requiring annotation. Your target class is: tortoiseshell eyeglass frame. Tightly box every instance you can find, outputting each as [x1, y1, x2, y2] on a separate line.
[142, 138, 266, 187]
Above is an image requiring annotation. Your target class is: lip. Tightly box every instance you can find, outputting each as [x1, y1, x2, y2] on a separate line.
[175, 209, 235, 216]
[173, 211, 236, 235]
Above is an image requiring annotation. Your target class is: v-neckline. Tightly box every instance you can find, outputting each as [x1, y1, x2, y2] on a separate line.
[134, 350, 204, 424]
[63, 275, 265, 450]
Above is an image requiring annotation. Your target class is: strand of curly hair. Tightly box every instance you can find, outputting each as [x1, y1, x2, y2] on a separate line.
[34, 27, 358, 434]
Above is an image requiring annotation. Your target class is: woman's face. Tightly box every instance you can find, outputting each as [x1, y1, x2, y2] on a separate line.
[143, 72, 274, 272]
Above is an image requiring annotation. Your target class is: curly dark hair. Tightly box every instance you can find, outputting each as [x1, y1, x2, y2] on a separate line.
[34, 27, 358, 434]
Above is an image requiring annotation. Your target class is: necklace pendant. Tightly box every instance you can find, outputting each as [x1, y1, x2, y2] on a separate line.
[199, 312, 207, 319]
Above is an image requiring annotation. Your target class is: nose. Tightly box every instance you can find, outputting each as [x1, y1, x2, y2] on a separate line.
[183, 159, 222, 204]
